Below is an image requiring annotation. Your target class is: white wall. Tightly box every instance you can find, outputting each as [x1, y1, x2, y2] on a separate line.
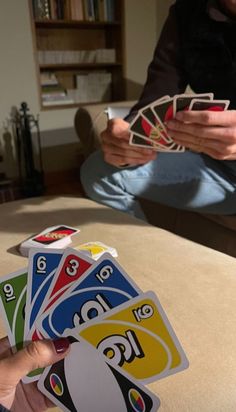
[125, 0, 157, 99]
[0, 0, 170, 177]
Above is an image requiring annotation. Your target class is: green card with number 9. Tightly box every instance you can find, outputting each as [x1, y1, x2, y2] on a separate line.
[0, 269, 27, 351]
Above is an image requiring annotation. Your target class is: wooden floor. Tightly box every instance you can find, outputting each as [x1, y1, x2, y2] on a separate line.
[0, 169, 86, 203]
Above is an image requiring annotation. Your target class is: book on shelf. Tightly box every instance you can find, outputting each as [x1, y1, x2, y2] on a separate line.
[42, 94, 75, 106]
[49, 0, 57, 19]
[40, 72, 58, 86]
[32, 0, 50, 19]
[40, 72, 72, 104]
[70, 0, 84, 20]
[75, 71, 112, 103]
[38, 49, 115, 64]
[83, 0, 96, 21]
[106, 0, 115, 21]
[32, 0, 116, 22]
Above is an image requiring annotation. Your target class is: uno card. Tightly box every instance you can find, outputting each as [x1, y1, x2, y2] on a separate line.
[153, 95, 170, 103]
[32, 225, 79, 245]
[0, 269, 27, 351]
[151, 97, 174, 126]
[37, 253, 141, 338]
[76, 241, 118, 260]
[129, 133, 184, 153]
[39, 248, 94, 314]
[134, 134, 185, 152]
[130, 133, 185, 152]
[140, 95, 171, 127]
[129, 113, 168, 144]
[173, 93, 214, 117]
[140, 107, 171, 142]
[151, 97, 185, 150]
[23, 249, 65, 383]
[19, 225, 80, 257]
[129, 133, 161, 149]
[24, 248, 64, 340]
[37, 334, 160, 412]
[76, 291, 189, 384]
[188, 99, 230, 112]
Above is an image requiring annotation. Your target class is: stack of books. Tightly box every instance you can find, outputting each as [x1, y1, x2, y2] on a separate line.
[40, 72, 74, 106]
[32, 0, 116, 22]
[75, 71, 112, 103]
[38, 48, 116, 64]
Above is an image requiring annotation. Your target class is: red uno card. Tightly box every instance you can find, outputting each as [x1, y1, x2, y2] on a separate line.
[42, 248, 94, 312]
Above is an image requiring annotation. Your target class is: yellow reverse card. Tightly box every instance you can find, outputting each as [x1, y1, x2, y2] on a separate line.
[72, 291, 189, 384]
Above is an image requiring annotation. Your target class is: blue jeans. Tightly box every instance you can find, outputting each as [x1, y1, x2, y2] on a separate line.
[80, 150, 236, 219]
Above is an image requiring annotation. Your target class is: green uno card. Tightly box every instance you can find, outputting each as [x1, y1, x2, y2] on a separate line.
[0, 268, 44, 382]
[0, 268, 27, 351]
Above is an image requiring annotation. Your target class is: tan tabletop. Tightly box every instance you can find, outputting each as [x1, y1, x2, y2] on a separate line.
[0, 196, 236, 411]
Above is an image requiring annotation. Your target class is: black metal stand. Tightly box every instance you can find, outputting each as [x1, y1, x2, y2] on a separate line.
[12, 102, 45, 198]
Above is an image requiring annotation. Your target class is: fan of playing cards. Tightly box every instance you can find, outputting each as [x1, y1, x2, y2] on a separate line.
[129, 93, 230, 152]
[0, 242, 189, 411]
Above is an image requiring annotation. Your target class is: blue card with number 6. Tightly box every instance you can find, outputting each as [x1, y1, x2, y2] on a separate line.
[24, 248, 64, 340]
[37, 253, 142, 339]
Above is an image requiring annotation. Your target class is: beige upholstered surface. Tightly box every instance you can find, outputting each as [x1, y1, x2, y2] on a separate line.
[0, 196, 236, 411]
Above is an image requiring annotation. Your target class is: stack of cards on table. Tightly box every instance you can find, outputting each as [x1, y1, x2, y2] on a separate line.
[129, 92, 230, 152]
[19, 225, 81, 257]
[0, 245, 189, 412]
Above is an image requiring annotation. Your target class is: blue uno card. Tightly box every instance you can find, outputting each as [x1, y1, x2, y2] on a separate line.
[24, 248, 64, 339]
[38, 253, 142, 338]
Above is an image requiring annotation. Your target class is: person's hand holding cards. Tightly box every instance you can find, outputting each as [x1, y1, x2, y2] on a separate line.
[129, 93, 232, 157]
[0, 242, 189, 411]
[166, 96, 236, 159]
[0, 335, 70, 412]
[101, 118, 156, 167]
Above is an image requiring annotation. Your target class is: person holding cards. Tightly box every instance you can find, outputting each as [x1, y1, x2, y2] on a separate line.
[0, 337, 70, 412]
[80, 0, 236, 219]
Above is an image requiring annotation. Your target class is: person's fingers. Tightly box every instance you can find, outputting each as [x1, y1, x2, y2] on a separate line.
[167, 120, 236, 143]
[100, 117, 157, 166]
[0, 337, 11, 359]
[106, 118, 130, 139]
[102, 140, 155, 157]
[104, 152, 157, 167]
[0, 338, 70, 385]
[168, 127, 236, 158]
[101, 118, 130, 143]
[175, 109, 236, 126]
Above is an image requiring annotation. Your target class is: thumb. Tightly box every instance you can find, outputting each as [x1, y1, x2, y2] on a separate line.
[1, 338, 70, 385]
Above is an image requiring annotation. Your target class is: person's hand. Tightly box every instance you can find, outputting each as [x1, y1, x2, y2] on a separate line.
[101, 118, 157, 167]
[166, 110, 236, 160]
[0, 336, 70, 412]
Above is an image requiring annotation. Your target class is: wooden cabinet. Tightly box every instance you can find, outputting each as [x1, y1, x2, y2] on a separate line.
[29, 0, 125, 109]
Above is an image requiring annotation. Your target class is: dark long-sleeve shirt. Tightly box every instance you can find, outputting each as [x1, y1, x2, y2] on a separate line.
[130, 4, 187, 116]
[128, 0, 234, 120]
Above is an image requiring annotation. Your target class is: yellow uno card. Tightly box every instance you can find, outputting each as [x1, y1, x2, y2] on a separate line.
[73, 291, 189, 384]
[76, 241, 118, 260]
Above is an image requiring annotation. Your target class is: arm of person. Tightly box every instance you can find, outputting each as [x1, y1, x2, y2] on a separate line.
[126, 3, 188, 120]
[101, 3, 188, 167]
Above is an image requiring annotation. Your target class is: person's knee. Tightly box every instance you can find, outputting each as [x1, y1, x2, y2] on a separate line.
[80, 154, 97, 198]
[80, 151, 109, 202]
